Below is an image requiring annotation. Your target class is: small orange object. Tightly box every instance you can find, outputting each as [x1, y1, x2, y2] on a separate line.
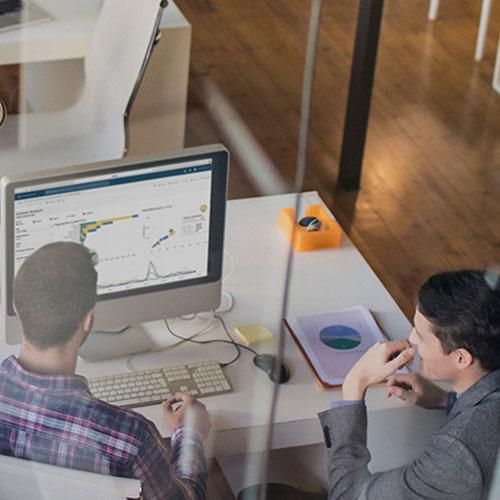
[278, 204, 342, 252]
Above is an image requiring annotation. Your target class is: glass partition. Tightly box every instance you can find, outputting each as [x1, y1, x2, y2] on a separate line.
[0, 0, 498, 499]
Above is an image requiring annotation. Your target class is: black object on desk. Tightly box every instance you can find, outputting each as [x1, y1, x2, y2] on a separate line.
[298, 216, 322, 232]
[253, 354, 290, 384]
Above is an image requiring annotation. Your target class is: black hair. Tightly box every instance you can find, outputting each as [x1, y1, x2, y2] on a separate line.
[417, 270, 500, 372]
[14, 242, 98, 349]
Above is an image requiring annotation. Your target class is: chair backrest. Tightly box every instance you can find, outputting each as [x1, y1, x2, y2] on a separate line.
[0, 454, 141, 500]
[77, 0, 165, 128]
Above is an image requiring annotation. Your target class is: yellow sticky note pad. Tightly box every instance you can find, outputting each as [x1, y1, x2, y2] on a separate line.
[234, 324, 274, 346]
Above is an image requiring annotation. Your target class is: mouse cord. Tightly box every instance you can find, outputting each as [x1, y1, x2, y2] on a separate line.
[164, 315, 257, 367]
[164, 317, 240, 367]
[94, 324, 131, 334]
[215, 314, 258, 358]
[125, 315, 218, 372]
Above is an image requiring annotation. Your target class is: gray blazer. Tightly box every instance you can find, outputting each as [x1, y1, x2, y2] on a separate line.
[318, 370, 500, 500]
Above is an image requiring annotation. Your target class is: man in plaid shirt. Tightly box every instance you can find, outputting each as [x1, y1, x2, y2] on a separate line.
[0, 242, 210, 499]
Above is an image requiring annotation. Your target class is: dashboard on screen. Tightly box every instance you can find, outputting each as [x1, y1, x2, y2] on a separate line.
[2, 146, 228, 326]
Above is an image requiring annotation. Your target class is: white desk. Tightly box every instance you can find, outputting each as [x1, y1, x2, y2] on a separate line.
[28, 192, 442, 465]
[0, 0, 191, 153]
[0, 1, 100, 65]
[0, 191, 445, 493]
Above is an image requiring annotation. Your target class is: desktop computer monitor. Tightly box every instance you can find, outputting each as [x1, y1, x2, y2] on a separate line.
[1, 144, 229, 351]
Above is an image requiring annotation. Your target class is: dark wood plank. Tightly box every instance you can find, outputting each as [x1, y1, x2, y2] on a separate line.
[0, 65, 20, 113]
[207, 458, 235, 500]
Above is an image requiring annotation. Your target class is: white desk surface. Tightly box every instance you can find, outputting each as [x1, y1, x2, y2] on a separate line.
[70, 192, 442, 457]
[0, 0, 189, 65]
[0, 192, 444, 459]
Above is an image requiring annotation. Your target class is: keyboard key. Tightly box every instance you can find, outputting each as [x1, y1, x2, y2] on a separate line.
[88, 360, 231, 409]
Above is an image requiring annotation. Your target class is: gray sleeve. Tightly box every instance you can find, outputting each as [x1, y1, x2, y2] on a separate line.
[319, 404, 372, 500]
[318, 406, 484, 500]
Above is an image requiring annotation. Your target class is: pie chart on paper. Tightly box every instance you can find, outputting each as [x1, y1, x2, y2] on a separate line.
[319, 325, 362, 350]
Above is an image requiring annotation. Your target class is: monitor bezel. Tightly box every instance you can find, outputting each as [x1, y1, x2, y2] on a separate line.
[2, 145, 228, 318]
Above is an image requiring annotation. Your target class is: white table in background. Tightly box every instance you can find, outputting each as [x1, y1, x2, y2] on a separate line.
[0, 0, 191, 153]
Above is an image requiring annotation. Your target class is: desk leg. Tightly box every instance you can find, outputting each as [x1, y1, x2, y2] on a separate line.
[337, 0, 385, 190]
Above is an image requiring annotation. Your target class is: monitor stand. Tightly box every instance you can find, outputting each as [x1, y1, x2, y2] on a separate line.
[79, 325, 155, 362]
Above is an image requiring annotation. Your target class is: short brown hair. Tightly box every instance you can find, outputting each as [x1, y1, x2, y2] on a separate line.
[417, 270, 500, 372]
[14, 242, 97, 349]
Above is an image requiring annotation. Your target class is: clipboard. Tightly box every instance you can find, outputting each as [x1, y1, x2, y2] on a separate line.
[284, 306, 407, 390]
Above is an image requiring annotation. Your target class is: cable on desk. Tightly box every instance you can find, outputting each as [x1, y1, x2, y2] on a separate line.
[164, 316, 240, 366]
[125, 306, 242, 372]
[164, 314, 257, 367]
[223, 249, 236, 282]
[215, 314, 258, 357]
[217, 290, 235, 314]
[125, 314, 218, 372]
[94, 324, 132, 334]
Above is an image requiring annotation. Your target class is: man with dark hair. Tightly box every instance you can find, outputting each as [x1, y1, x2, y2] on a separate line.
[319, 270, 500, 499]
[0, 242, 210, 500]
[14, 242, 98, 349]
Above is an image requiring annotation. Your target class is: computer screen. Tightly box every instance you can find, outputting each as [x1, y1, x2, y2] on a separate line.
[1, 144, 229, 346]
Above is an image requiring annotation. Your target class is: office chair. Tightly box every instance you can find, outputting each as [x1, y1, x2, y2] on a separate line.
[0, 454, 141, 500]
[428, 0, 494, 61]
[0, 0, 167, 178]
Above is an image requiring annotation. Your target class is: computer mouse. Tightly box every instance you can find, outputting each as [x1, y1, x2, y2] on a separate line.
[253, 354, 290, 384]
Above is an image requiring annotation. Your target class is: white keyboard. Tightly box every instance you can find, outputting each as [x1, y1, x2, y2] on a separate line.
[88, 360, 232, 409]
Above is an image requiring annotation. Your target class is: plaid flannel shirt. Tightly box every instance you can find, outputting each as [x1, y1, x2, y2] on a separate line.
[0, 355, 207, 499]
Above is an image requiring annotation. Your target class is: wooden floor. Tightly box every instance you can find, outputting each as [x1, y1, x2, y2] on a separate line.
[207, 458, 236, 499]
[179, 0, 500, 322]
[178, 1, 499, 498]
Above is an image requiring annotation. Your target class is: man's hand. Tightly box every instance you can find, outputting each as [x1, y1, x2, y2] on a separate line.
[163, 393, 211, 439]
[342, 340, 415, 400]
[386, 373, 448, 409]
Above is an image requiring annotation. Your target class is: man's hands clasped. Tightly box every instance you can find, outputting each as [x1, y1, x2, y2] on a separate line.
[342, 340, 415, 400]
[342, 340, 448, 410]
